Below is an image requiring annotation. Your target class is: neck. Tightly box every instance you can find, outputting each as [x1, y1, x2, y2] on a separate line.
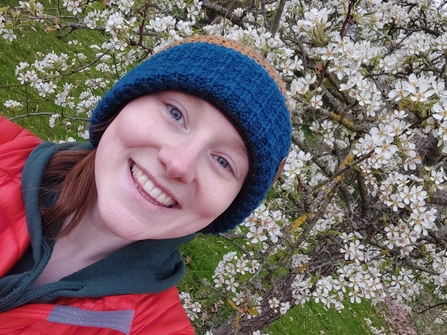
[34, 202, 134, 287]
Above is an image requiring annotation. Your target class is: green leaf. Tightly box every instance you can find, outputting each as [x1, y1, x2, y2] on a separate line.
[362, 10, 377, 17]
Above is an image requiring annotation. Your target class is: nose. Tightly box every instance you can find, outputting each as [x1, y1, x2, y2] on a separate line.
[158, 142, 198, 184]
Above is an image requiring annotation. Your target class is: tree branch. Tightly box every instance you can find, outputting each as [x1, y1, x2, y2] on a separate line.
[270, 0, 286, 37]
[340, 0, 359, 38]
[201, 0, 245, 28]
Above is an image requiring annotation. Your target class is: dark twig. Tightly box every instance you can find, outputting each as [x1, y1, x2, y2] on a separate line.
[201, 0, 245, 28]
[340, 0, 358, 38]
[270, 0, 286, 37]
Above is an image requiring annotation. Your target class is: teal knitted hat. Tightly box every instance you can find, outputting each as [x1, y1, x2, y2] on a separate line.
[90, 36, 292, 234]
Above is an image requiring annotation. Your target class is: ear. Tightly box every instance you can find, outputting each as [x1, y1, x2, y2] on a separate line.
[272, 157, 287, 185]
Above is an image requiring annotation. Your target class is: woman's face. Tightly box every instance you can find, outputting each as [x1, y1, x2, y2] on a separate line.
[94, 91, 249, 240]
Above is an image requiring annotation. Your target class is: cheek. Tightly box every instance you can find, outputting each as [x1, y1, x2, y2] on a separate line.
[197, 181, 241, 219]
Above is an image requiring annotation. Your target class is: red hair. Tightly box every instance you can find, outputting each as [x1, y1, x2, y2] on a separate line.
[40, 149, 97, 238]
[39, 119, 114, 239]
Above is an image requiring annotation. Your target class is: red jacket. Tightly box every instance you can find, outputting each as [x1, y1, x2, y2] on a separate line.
[0, 117, 194, 334]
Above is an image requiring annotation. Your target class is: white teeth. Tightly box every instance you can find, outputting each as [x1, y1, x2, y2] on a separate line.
[156, 193, 167, 203]
[148, 185, 162, 199]
[131, 163, 176, 207]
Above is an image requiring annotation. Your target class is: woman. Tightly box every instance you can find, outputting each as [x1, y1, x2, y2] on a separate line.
[0, 36, 292, 334]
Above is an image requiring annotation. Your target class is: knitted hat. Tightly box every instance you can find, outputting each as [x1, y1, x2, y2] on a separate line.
[90, 36, 292, 234]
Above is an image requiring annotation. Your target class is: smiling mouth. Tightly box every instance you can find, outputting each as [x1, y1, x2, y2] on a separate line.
[131, 162, 177, 207]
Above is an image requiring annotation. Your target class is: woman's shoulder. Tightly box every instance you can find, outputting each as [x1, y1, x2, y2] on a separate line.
[0, 117, 42, 149]
[49, 287, 195, 334]
[0, 288, 195, 335]
[129, 287, 195, 334]
[0, 117, 41, 278]
[0, 116, 42, 178]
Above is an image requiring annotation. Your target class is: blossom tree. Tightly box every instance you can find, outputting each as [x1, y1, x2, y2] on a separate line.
[1, 0, 447, 333]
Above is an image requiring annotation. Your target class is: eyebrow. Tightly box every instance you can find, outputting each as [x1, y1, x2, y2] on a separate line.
[223, 127, 249, 168]
[233, 140, 249, 181]
[234, 139, 249, 160]
[185, 94, 206, 109]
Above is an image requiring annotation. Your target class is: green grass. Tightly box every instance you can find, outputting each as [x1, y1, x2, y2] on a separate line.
[0, 0, 106, 141]
[0, 3, 393, 334]
[180, 234, 239, 285]
[266, 299, 388, 335]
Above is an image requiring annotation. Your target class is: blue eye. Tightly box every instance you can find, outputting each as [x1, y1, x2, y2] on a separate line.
[217, 156, 230, 169]
[169, 106, 184, 125]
